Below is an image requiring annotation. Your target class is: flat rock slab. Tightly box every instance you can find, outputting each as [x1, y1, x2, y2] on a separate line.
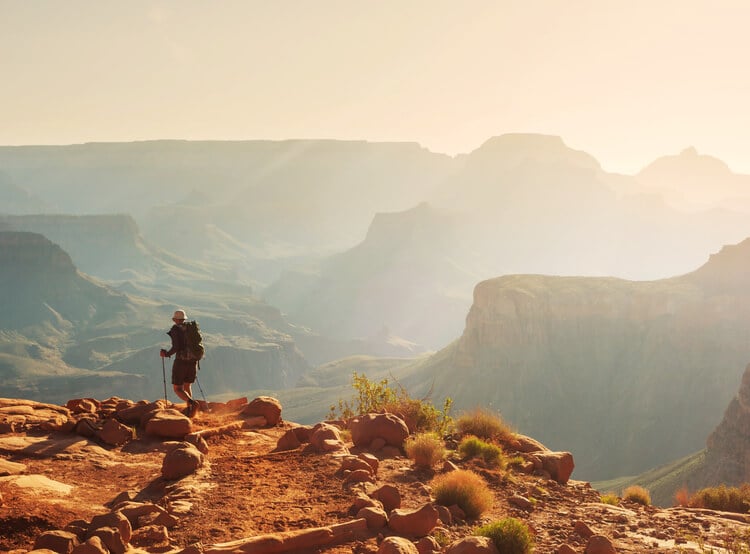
[0, 474, 73, 495]
[0, 457, 27, 475]
[0, 435, 114, 463]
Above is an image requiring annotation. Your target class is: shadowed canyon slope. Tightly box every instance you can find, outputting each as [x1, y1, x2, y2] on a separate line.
[0, 231, 311, 403]
[399, 238, 750, 481]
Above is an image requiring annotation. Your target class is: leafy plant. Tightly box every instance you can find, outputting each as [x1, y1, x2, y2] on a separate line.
[404, 432, 446, 468]
[475, 517, 534, 554]
[622, 485, 651, 506]
[688, 484, 750, 513]
[458, 435, 506, 468]
[329, 372, 453, 435]
[455, 407, 512, 441]
[431, 469, 493, 519]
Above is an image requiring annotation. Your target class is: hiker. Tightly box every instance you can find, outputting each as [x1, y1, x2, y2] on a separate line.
[160, 309, 198, 416]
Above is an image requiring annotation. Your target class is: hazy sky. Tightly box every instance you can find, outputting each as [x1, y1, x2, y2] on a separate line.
[2, 1, 750, 174]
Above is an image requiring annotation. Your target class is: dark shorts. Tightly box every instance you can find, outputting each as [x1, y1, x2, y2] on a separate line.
[172, 358, 197, 385]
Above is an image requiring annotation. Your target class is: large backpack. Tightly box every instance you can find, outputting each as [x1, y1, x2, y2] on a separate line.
[183, 320, 205, 361]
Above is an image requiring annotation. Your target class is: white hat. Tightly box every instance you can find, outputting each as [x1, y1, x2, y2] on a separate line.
[172, 309, 187, 321]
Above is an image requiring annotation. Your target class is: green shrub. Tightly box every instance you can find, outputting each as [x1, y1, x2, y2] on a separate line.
[689, 484, 750, 513]
[328, 372, 453, 435]
[458, 435, 506, 469]
[600, 492, 620, 506]
[456, 407, 512, 441]
[475, 517, 534, 554]
[404, 432, 446, 468]
[431, 469, 493, 519]
[622, 485, 651, 506]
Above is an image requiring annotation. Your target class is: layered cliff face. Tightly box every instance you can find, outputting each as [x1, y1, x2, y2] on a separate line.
[705, 363, 750, 484]
[0, 231, 131, 329]
[0, 214, 209, 283]
[402, 239, 750, 481]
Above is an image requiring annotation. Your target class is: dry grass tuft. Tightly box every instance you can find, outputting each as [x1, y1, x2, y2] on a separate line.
[688, 484, 750, 513]
[475, 517, 534, 554]
[432, 469, 494, 519]
[622, 485, 651, 506]
[455, 407, 513, 441]
[404, 432, 446, 468]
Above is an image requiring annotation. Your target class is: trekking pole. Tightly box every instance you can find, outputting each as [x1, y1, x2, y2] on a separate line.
[195, 373, 210, 412]
[161, 357, 168, 404]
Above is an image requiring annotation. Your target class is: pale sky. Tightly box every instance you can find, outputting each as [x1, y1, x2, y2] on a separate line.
[2, 0, 750, 174]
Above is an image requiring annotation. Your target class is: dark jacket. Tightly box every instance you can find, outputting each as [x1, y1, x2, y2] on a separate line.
[166, 324, 188, 360]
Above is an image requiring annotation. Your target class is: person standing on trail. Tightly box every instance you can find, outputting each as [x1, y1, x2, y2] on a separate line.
[160, 309, 198, 416]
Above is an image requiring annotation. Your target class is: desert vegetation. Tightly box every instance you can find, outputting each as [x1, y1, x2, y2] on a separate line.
[622, 485, 651, 506]
[455, 407, 513, 441]
[404, 432, 446, 468]
[329, 372, 452, 435]
[600, 492, 620, 506]
[676, 484, 750, 513]
[431, 468, 494, 519]
[458, 435, 506, 468]
[475, 517, 535, 554]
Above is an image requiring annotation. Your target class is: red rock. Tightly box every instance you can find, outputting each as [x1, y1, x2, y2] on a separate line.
[378, 536, 419, 554]
[161, 442, 204, 480]
[145, 409, 191, 439]
[98, 419, 134, 446]
[275, 429, 302, 452]
[535, 451, 575, 484]
[557, 545, 577, 554]
[88, 527, 126, 554]
[131, 524, 169, 547]
[34, 530, 80, 553]
[350, 413, 409, 449]
[444, 536, 499, 553]
[343, 468, 374, 485]
[71, 536, 108, 554]
[585, 535, 616, 554]
[388, 503, 439, 537]
[310, 422, 343, 452]
[574, 520, 595, 539]
[416, 535, 441, 553]
[241, 396, 282, 426]
[510, 433, 550, 452]
[88, 511, 132, 544]
[357, 506, 387, 529]
[371, 484, 401, 512]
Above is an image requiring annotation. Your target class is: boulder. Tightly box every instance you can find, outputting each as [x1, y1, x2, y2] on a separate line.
[0, 457, 27, 475]
[341, 456, 375, 475]
[509, 433, 549, 453]
[310, 422, 343, 452]
[357, 506, 387, 529]
[88, 527, 126, 554]
[416, 536, 441, 554]
[343, 468, 374, 485]
[378, 536, 419, 554]
[131, 524, 169, 547]
[145, 409, 192, 439]
[371, 484, 401, 512]
[98, 419, 134, 446]
[71, 536, 108, 554]
[388, 503, 439, 537]
[116, 401, 158, 425]
[275, 429, 302, 452]
[585, 535, 616, 554]
[66, 399, 99, 414]
[162, 442, 204, 480]
[34, 530, 80, 553]
[241, 396, 282, 426]
[535, 451, 575, 484]
[350, 413, 409, 449]
[88, 511, 132, 544]
[444, 536, 500, 554]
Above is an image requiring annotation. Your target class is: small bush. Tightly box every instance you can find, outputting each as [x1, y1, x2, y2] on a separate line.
[329, 372, 453, 435]
[431, 469, 493, 519]
[475, 517, 534, 554]
[458, 436, 506, 469]
[622, 485, 651, 506]
[456, 407, 512, 441]
[674, 486, 690, 507]
[600, 492, 620, 506]
[404, 432, 445, 468]
[689, 484, 750, 513]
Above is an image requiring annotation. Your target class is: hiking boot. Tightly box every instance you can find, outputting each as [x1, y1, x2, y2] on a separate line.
[187, 399, 199, 417]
